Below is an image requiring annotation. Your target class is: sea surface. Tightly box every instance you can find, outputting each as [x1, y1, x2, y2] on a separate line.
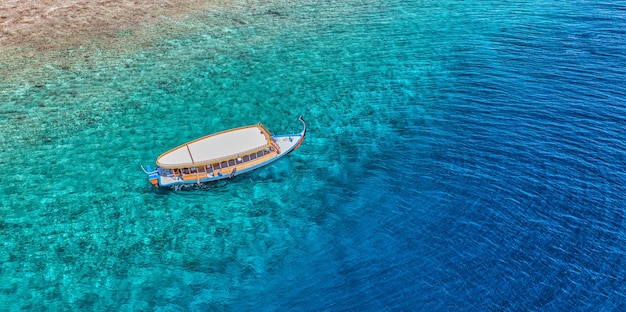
[1, 0, 625, 310]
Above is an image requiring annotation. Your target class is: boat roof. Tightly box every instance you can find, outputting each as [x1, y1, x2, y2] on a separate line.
[157, 125, 270, 169]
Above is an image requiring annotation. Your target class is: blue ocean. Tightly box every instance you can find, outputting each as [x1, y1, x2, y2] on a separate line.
[1, 0, 625, 310]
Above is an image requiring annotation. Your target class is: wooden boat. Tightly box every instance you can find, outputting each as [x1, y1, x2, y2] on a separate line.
[142, 116, 306, 188]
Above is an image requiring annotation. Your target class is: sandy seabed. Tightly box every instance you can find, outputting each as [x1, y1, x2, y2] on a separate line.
[0, 0, 220, 45]
[0, 0, 226, 84]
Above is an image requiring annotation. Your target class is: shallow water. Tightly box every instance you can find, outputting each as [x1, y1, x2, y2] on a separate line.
[1, 0, 625, 310]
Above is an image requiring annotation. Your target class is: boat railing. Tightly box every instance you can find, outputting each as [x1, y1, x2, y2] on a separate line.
[257, 122, 273, 136]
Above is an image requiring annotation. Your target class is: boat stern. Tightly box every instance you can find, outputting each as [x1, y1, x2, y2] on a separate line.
[142, 165, 160, 188]
[149, 176, 159, 188]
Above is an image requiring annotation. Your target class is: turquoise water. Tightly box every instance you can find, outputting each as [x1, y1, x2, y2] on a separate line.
[2, 0, 626, 310]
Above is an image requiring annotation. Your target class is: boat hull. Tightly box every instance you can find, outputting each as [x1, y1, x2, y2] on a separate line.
[143, 117, 306, 189]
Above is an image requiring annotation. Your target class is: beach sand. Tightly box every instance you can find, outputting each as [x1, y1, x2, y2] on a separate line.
[0, 0, 225, 83]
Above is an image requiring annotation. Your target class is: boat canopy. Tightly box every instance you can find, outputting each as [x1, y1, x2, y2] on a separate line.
[156, 125, 271, 169]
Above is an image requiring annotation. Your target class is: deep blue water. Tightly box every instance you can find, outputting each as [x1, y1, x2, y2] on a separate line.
[1, 0, 625, 310]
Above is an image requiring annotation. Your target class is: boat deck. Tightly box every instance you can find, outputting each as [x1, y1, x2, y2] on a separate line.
[157, 134, 302, 186]
[146, 116, 306, 188]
